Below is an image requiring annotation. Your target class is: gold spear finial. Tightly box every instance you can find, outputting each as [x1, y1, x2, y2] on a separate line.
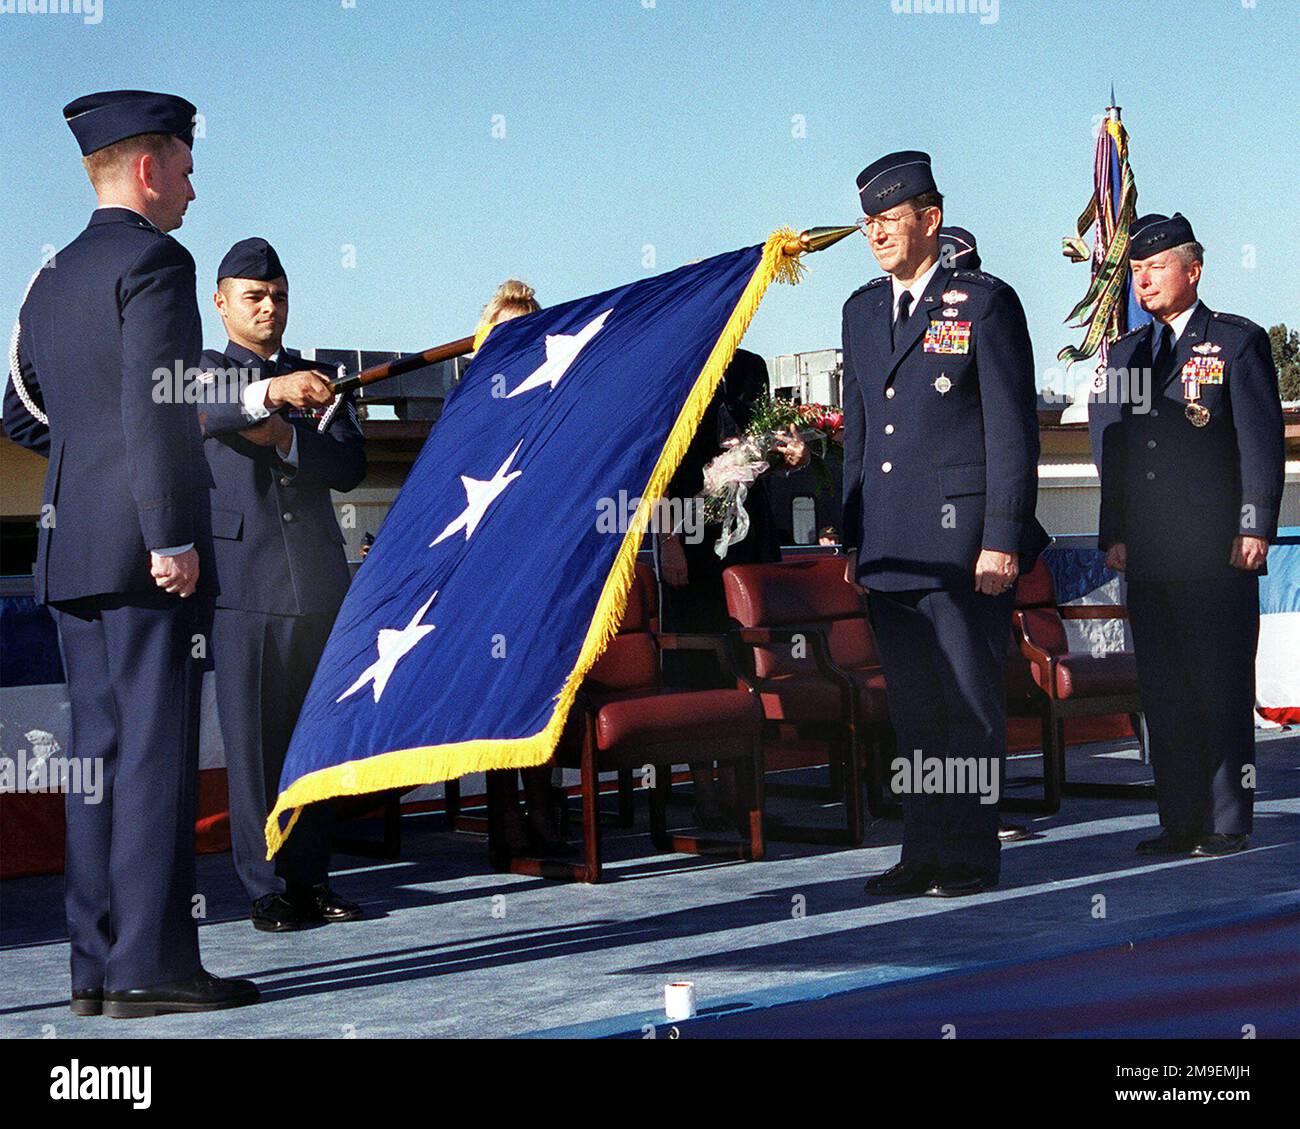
[783, 225, 861, 256]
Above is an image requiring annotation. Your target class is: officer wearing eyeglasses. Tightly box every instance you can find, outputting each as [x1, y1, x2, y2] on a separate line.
[840, 150, 1049, 898]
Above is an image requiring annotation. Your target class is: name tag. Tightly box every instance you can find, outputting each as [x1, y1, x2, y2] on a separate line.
[1181, 356, 1224, 385]
[923, 320, 971, 355]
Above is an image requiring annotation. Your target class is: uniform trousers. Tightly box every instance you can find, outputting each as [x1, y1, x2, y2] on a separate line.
[865, 585, 1014, 876]
[212, 608, 335, 900]
[1126, 573, 1258, 837]
[52, 592, 205, 992]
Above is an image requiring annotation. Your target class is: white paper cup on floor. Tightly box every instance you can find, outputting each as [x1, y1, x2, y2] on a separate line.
[664, 981, 697, 1021]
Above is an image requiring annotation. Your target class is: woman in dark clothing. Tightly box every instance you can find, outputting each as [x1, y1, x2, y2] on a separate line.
[655, 349, 806, 826]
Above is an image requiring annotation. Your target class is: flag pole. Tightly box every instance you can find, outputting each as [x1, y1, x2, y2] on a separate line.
[328, 226, 860, 395]
[329, 335, 477, 394]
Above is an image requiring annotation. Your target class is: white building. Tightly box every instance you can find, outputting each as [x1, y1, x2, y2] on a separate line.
[767, 349, 842, 407]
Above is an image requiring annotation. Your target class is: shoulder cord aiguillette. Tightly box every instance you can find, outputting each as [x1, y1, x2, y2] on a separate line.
[8, 269, 49, 427]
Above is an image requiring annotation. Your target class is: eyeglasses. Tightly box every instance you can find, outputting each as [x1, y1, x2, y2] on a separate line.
[858, 208, 931, 235]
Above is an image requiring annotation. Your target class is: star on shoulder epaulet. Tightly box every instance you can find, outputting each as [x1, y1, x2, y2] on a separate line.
[1115, 323, 1147, 342]
[950, 268, 998, 287]
[847, 277, 889, 301]
[1209, 310, 1257, 331]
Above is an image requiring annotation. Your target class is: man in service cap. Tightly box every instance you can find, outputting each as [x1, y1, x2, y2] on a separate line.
[938, 225, 982, 272]
[3, 91, 257, 1016]
[1090, 213, 1285, 858]
[197, 239, 366, 931]
[840, 151, 1048, 897]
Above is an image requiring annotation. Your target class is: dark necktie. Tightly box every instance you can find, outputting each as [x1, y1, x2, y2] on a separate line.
[1153, 324, 1175, 384]
[893, 291, 913, 350]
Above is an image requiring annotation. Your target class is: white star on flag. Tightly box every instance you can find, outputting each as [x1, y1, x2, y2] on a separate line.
[506, 308, 612, 398]
[337, 590, 438, 704]
[430, 441, 524, 546]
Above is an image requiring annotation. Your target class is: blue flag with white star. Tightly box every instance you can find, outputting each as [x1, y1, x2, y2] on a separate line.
[267, 235, 799, 854]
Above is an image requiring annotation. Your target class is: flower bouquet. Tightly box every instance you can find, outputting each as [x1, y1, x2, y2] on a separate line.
[699, 393, 844, 558]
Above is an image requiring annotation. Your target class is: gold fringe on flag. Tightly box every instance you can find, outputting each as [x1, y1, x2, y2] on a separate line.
[264, 229, 804, 858]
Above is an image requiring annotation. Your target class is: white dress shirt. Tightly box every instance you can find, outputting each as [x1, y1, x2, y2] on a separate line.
[1162, 299, 1202, 343]
[240, 352, 299, 468]
[890, 258, 943, 323]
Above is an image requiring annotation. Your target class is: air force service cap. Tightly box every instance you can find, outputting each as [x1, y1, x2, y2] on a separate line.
[939, 226, 981, 271]
[63, 89, 197, 156]
[1129, 213, 1196, 260]
[857, 150, 937, 215]
[217, 238, 286, 284]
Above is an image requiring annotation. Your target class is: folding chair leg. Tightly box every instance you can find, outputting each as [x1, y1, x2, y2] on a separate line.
[617, 767, 636, 826]
[1132, 712, 1150, 765]
[1060, 709, 1157, 801]
[747, 737, 765, 861]
[648, 767, 670, 849]
[1044, 714, 1065, 812]
[843, 722, 865, 844]
[444, 777, 460, 829]
[1000, 708, 1062, 815]
[765, 726, 866, 846]
[578, 734, 602, 882]
[647, 760, 750, 858]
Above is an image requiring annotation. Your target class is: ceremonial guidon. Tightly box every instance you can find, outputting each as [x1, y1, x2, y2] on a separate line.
[842, 151, 1049, 897]
[2, 90, 256, 1017]
[199, 237, 366, 931]
[1090, 212, 1285, 859]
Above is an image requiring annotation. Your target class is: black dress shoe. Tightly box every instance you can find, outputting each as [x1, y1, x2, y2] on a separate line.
[998, 823, 1031, 843]
[251, 891, 315, 932]
[863, 861, 938, 896]
[103, 971, 258, 1019]
[70, 988, 102, 1017]
[1135, 830, 1199, 856]
[925, 865, 998, 897]
[310, 884, 363, 923]
[1191, 833, 1249, 857]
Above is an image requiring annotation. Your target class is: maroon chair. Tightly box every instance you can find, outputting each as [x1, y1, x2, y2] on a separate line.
[489, 563, 765, 882]
[723, 558, 892, 843]
[1004, 556, 1151, 813]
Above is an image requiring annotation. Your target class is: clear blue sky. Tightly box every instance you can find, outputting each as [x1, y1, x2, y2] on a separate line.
[2, 0, 1297, 396]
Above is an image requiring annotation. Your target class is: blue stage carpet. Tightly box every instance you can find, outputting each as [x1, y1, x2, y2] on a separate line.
[3, 730, 1297, 1039]
[603, 904, 1300, 1038]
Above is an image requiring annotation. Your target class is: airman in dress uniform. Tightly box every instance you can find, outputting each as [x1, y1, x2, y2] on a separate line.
[2, 90, 257, 1017]
[198, 238, 367, 930]
[841, 151, 1049, 897]
[1090, 213, 1285, 857]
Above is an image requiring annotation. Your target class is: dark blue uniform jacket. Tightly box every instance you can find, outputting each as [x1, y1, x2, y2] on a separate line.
[197, 342, 365, 615]
[841, 265, 1049, 591]
[3, 207, 211, 603]
[1089, 303, 1285, 582]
